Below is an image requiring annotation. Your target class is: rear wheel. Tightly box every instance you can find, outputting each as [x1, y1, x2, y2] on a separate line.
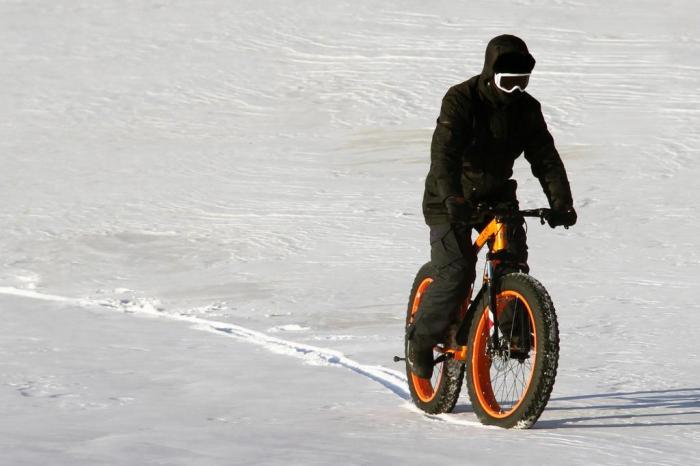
[466, 273, 559, 428]
[405, 262, 464, 414]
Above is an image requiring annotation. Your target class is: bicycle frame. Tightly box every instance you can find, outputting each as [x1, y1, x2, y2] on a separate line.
[436, 208, 550, 362]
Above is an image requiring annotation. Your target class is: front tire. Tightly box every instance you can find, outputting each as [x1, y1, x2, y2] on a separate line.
[465, 273, 559, 429]
[405, 262, 464, 414]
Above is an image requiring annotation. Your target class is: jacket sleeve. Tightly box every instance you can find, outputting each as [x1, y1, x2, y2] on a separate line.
[429, 89, 471, 202]
[523, 102, 573, 210]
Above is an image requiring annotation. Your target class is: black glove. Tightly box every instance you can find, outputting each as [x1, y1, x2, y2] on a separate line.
[547, 206, 577, 228]
[445, 196, 473, 224]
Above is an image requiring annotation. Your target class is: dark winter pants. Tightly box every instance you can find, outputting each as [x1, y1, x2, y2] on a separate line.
[411, 222, 477, 346]
[412, 188, 528, 347]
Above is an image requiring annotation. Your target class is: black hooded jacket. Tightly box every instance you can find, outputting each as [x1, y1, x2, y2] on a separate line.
[422, 35, 573, 225]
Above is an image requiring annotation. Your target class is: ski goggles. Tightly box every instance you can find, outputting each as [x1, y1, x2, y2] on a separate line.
[494, 73, 530, 93]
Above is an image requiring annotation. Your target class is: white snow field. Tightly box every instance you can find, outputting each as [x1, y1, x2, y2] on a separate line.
[2, 0, 699, 464]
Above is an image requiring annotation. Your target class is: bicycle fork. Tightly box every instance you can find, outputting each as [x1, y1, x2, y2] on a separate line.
[485, 259, 500, 352]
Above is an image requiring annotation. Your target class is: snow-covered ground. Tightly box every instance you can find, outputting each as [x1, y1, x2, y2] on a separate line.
[2, 0, 699, 464]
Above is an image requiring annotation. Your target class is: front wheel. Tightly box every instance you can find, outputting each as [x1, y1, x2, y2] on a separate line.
[405, 262, 464, 414]
[466, 273, 559, 429]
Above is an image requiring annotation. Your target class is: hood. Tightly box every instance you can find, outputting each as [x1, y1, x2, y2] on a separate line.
[478, 34, 536, 106]
[481, 34, 535, 82]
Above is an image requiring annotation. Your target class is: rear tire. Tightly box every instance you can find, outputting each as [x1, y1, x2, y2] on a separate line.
[405, 262, 464, 414]
[465, 273, 559, 429]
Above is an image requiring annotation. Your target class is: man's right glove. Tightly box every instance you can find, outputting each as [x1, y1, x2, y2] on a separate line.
[445, 196, 473, 224]
[547, 206, 577, 228]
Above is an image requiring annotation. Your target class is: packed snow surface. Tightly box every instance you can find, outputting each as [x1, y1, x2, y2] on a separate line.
[2, 0, 699, 464]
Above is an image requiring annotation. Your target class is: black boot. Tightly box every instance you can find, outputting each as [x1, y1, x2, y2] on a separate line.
[406, 337, 434, 379]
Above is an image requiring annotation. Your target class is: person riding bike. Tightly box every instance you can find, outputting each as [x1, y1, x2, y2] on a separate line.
[407, 34, 577, 379]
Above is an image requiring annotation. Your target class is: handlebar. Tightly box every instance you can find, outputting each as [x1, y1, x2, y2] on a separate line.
[473, 204, 564, 228]
[520, 208, 552, 221]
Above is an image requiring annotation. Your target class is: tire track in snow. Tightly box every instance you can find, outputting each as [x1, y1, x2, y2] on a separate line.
[0, 286, 485, 428]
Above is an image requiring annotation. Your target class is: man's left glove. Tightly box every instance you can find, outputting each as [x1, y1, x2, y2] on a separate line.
[547, 206, 577, 228]
[445, 196, 473, 224]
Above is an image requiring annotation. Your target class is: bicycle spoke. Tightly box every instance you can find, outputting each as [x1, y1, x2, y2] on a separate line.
[480, 295, 538, 413]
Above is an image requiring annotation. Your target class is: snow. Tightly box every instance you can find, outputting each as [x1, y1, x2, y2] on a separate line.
[2, 0, 700, 464]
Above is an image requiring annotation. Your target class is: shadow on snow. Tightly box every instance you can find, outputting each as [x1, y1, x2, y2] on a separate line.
[535, 387, 700, 429]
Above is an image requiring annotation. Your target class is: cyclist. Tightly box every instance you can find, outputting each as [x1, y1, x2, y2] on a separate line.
[408, 34, 577, 378]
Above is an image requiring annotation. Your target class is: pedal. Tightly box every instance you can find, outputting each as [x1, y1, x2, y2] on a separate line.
[393, 356, 406, 362]
[433, 353, 454, 364]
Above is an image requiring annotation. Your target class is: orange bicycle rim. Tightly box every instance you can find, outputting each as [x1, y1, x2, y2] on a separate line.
[409, 278, 442, 403]
[471, 290, 537, 418]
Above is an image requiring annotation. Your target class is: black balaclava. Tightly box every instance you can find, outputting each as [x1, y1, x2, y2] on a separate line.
[478, 34, 536, 107]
